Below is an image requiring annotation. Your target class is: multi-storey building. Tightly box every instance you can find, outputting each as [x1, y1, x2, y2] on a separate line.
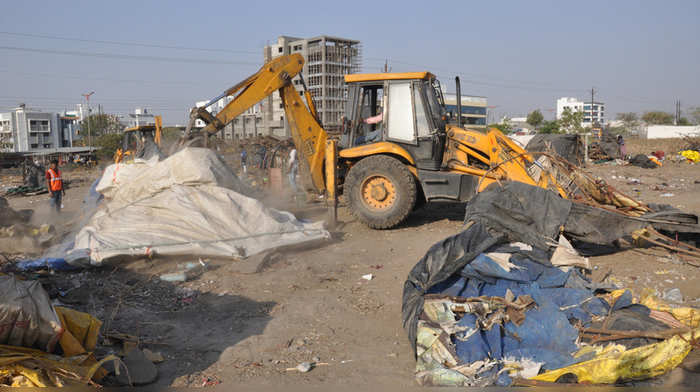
[262, 35, 361, 138]
[442, 93, 488, 129]
[0, 105, 84, 153]
[556, 97, 605, 128]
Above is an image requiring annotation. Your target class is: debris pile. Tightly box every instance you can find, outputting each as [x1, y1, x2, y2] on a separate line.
[0, 196, 55, 255]
[0, 275, 113, 387]
[525, 134, 585, 166]
[57, 147, 328, 267]
[403, 182, 700, 386]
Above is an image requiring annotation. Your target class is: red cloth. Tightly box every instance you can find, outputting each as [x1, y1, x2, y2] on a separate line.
[651, 150, 665, 160]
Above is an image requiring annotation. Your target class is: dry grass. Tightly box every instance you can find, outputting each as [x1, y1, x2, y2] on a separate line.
[625, 137, 688, 155]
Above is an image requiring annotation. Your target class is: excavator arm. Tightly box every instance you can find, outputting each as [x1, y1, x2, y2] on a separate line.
[179, 53, 329, 193]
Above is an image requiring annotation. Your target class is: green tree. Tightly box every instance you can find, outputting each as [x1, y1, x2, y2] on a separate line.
[559, 107, 584, 133]
[488, 118, 513, 134]
[678, 117, 690, 126]
[641, 111, 674, 125]
[94, 133, 123, 159]
[539, 120, 561, 134]
[526, 109, 544, 129]
[615, 112, 639, 133]
[80, 114, 122, 138]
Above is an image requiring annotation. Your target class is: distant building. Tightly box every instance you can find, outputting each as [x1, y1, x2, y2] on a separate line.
[556, 97, 605, 127]
[192, 98, 262, 140]
[262, 35, 362, 138]
[128, 107, 155, 128]
[0, 105, 82, 152]
[508, 117, 534, 134]
[442, 93, 488, 129]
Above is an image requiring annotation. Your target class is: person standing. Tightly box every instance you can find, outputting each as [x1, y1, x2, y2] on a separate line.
[617, 135, 627, 160]
[288, 146, 298, 194]
[45, 159, 64, 213]
[240, 148, 247, 174]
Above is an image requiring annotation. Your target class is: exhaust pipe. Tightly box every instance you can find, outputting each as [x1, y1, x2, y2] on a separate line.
[455, 76, 462, 128]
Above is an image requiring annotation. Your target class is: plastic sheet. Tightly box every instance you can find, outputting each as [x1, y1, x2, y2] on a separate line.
[531, 330, 698, 384]
[64, 148, 330, 266]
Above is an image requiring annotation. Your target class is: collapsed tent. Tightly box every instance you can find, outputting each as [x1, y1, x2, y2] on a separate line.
[525, 134, 584, 166]
[402, 182, 700, 386]
[588, 132, 621, 161]
[61, 148, 329, 266]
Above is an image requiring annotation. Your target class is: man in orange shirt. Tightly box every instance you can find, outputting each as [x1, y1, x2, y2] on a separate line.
[45, 159, 65, 213]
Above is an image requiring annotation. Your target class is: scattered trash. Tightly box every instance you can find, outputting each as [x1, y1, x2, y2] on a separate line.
[661, 193, 675, 197]
[0, 275, 112, 386]
[680, 150, 700, 163]
[361, 274, 374, 281]
[116, 348, 158, 386]
[285, 361, 329, 373]
[160, 259, 208, 282]
[662, 288, 684, 303]
[403, 184, 700, 387]
[15, 257, 81, 272]
[629, 154, 659, 168]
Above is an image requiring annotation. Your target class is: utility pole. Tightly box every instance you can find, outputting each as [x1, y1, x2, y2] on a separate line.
[82, 91, 95, 147]
[675, 100, 681, 125]
[590, 87, 595, 124]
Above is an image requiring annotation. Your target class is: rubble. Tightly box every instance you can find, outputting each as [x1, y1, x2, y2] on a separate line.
[403, 181, 700, 386]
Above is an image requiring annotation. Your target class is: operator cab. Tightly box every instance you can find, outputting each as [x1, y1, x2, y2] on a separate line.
[342, 72, 447, 170]
[122, 124, 163, 160]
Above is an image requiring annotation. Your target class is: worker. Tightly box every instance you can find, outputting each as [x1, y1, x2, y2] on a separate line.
[288, 145, 298, 194]
[240, 148, 248, 174]
[355, 112, 383, 145]
[45, 159, 65, 213]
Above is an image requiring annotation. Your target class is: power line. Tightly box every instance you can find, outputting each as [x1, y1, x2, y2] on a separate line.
[0, 31, 259, 55]
[0, 45, 260, 66]
[0, 69, 202, 87]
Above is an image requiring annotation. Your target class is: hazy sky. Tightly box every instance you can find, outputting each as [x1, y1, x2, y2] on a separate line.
[1, 0, 698, 124]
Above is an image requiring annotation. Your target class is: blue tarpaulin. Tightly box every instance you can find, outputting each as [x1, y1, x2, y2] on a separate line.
[427, 252, 612, 379]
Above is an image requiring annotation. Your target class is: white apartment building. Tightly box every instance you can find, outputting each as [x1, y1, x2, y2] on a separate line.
[556, 97, 605, 128]
[1, 106, 60, 152]
[262, 35, 361, 138]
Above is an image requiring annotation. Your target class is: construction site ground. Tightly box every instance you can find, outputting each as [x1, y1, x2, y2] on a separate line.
[4, 138, 700, 387]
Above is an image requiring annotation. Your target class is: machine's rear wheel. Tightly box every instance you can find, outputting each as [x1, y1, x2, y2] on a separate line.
[345, 155, 416, 229]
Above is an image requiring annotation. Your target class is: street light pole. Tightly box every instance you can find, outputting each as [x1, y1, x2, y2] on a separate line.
[82, 91, 95, 147]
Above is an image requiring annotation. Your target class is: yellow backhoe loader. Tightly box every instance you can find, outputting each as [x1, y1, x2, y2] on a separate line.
[178, 54, 564, 229]
[115, 115, 163, 163]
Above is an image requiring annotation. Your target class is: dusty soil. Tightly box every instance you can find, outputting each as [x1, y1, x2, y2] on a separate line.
[3, 151, 700, 387]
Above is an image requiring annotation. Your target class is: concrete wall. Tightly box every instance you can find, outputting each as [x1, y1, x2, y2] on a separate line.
[644, 125, 700, 139]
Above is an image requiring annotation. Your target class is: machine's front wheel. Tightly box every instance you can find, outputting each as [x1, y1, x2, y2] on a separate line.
[345, 155, 416, 229]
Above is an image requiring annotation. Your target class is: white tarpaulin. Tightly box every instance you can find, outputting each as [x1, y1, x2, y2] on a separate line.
[65, 148, 329, 266]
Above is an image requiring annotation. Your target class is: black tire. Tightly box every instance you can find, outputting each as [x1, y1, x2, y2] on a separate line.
[345, 155, 417, 229]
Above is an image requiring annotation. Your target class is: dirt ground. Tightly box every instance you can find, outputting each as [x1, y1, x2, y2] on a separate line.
[3, 145, 700, 387]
